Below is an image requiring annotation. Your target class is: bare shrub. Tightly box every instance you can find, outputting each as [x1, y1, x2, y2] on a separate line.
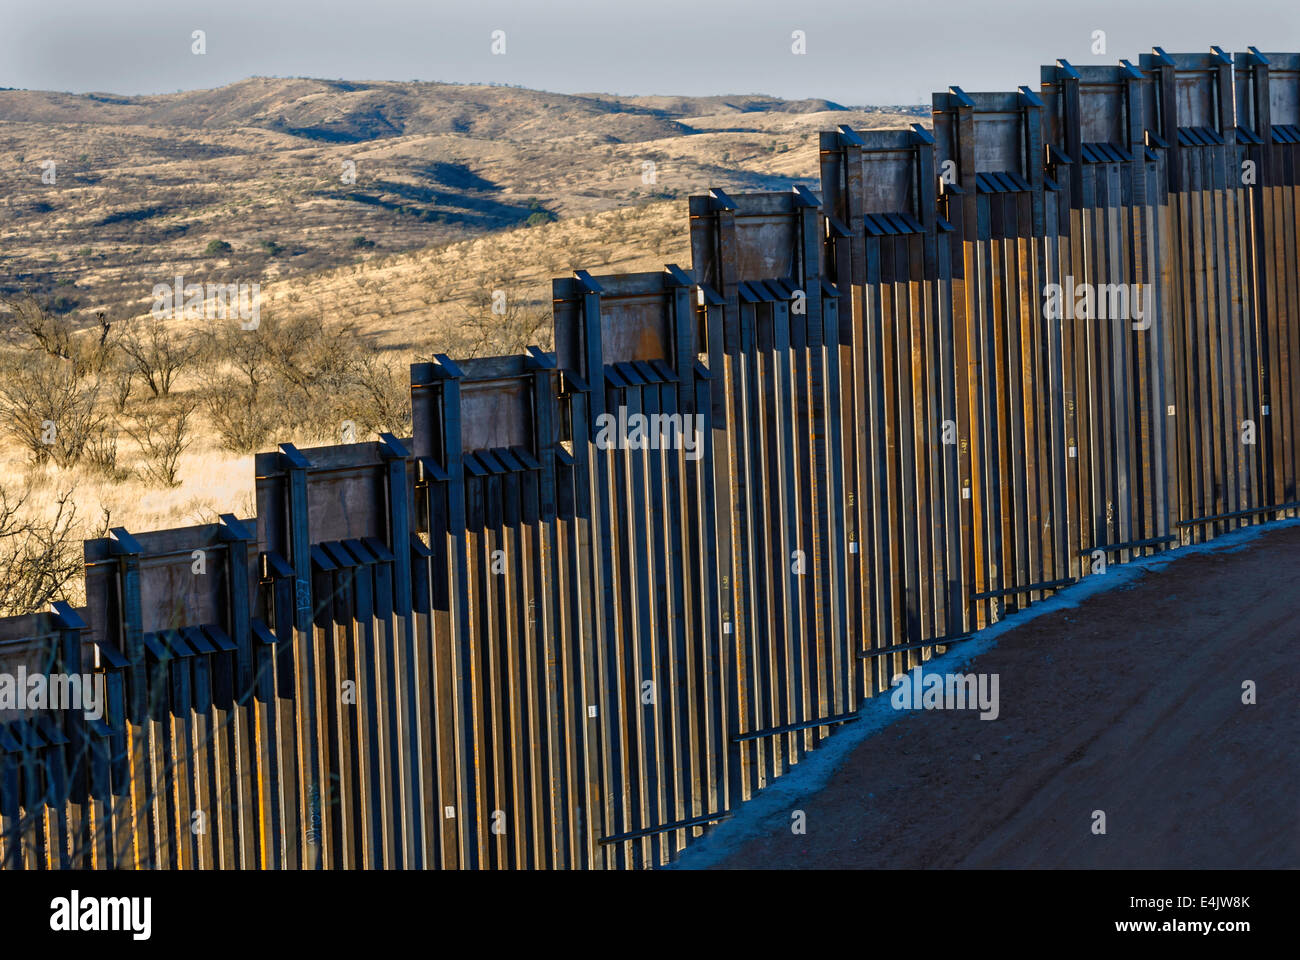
[443, 282, 551, 359]
[199, 312, 387, 448]
[650, 223, 679, 257]
[0, 486, 81, 617]
[84, 423, 128, 482]
[343, 350, 413, 438]
[264, 312, 359, 399]
[124, 401, 195, 487]
[181, 497, 222, 526]
[202, 376, 274, 452]
[0, 296, 117, 376]
[118, 313, 197, 397]
[84, 311, 120, 376]
[541, 249, 566, 275]
[199, 319, 277, 451]
[0, 349, 105, 467]
[107, 363, 134, 411]
[200, 315, 273, 388]
[1, 295, 76, 361]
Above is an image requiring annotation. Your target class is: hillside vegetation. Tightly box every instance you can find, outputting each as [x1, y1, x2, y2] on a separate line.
[0, 78, 927, 611]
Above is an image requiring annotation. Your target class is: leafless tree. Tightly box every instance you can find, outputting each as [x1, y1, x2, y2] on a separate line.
[0, 296, 117, 376]
[123, 401, 196, 487]
[0, 294, 76, 361]
[83, 422, 127, 481]
[346, 350, 413, 438]
[445, 282, 551, 359]
[0, 350, 106, 467]
[0, 485, 81, 617]
[118, 313, 197, 398]
[202, 375, 274, 453]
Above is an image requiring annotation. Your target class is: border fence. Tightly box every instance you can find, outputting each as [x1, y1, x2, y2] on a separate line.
[2, 45, 1299, 870]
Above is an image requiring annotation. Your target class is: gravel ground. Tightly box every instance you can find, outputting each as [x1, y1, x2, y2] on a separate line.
[693, 523, 1300, 869]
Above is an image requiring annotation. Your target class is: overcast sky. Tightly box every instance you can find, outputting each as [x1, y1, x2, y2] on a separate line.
[2, 0, 1297, 105]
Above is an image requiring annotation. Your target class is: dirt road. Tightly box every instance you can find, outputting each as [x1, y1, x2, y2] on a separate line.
[698, 522, 1300, 869]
